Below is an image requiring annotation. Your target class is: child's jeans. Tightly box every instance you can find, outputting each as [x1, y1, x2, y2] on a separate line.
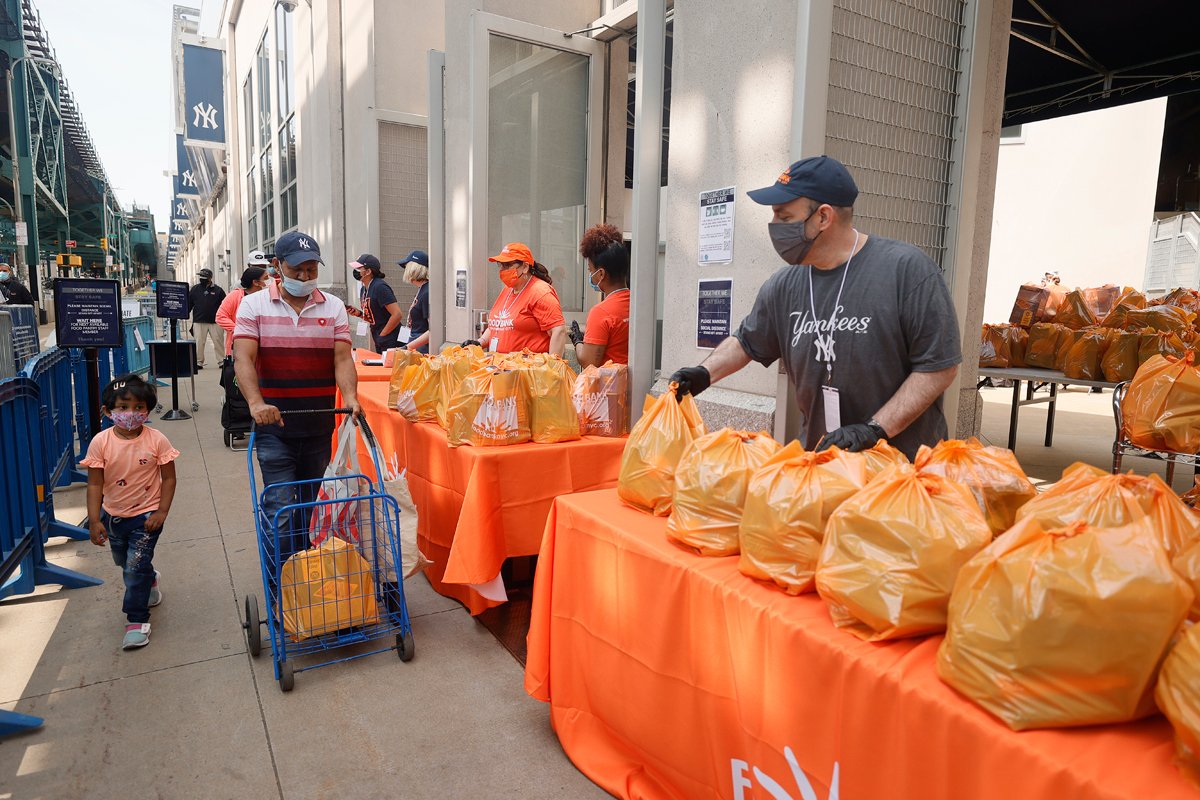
[103, 511, 161, 624]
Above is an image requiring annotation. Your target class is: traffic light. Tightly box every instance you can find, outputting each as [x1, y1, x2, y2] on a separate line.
[100, 237, 108, 250]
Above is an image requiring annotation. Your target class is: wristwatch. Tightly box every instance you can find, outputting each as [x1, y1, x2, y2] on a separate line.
[866, 418, 889, 439]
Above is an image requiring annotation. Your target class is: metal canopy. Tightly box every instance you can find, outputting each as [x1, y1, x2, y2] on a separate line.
[1004, 0, 1200, 126]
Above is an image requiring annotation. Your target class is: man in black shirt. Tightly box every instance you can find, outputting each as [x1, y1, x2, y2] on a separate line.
[189, 268, 226, 369]
[0, 260, 33, 305]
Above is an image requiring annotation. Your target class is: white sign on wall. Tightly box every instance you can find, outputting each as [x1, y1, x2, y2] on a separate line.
[698, 186, 735, 264]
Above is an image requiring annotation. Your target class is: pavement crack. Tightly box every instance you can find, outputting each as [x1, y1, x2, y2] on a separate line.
[6, 651, 245, 703]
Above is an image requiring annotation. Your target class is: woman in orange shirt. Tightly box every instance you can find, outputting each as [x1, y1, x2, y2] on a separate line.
[571, 224, 630, 366]
[215, 266, 270, 358]
[475, 242, 567, 356]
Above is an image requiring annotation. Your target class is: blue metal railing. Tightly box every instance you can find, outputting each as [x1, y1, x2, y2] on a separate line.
[20, 348, 87, 489]
[120, 316, 155, 378]
[0, 377, 101, 737]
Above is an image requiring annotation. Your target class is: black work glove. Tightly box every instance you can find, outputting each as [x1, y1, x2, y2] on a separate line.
[461, 339, 481, 348]
[817, 421, 888, 453]
[568, 320, 584, 347]
[669, 366, 711, 401]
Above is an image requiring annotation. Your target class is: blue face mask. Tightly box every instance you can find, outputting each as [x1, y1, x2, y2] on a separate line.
[588, 268, 602, 292]
[282, 276, 318, 297]
[0, 271, 9, 282]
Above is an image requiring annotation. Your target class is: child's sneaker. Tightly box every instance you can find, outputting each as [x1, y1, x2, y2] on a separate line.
[122, 623, 151, 650]
[148, 570, 162, 607]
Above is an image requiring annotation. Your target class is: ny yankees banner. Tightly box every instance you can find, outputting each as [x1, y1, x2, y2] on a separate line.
[175, 133, 199, 197]
[182, 42, 226, 146]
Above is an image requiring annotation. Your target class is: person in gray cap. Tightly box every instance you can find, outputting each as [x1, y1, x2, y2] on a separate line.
[669, 155, 961, 459]
[189, 267, 226, 369]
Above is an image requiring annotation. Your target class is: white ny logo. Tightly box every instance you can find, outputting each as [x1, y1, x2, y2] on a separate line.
[175, 203, 186, 216]
[182, 170, 197, 188]
[298, 238, 312, 250]
[173, 219, 188, 232]
[813, 334, 836, 363]
[192, 102, 220, 130]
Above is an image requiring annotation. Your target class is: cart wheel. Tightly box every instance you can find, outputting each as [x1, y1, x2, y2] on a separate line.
[191, 402, 200, 412]
[278, 660, 294, 692]
[155, 403, 163, 412]
[243, 595, 261, 657]
[397, 630, 415, 662]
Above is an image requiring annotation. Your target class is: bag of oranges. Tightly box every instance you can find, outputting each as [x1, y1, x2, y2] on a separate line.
[738, 443, 868, 593]
[937, 516, 1192, 730]
[1156, 623, 1200, 788]
[914, 438, 1036, 535]
[816, 464, 991, 641]
[665, 430, 781, 556]
[1122, 354, 1200, 454]
[617, 387, 708, 515]
[445, 367, 530, 447]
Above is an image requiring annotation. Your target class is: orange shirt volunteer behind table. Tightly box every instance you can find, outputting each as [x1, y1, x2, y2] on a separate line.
[525, 489, 1196, 800]
[583, 289, 630, 364]
[352, 378, 625, 614]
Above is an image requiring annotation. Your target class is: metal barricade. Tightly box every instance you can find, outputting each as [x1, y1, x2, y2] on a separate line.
[0, 376, 100, 737]
[0, 311, 15, 379]
[69, 348, 96, 455]
[5, 304, 39, 371]
[119, 316, 154, 377]
[20, 347, 88, 489]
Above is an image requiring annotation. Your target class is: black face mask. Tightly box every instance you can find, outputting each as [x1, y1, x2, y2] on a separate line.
[767, 207, 823, 265]
[352, 269, 363, 282]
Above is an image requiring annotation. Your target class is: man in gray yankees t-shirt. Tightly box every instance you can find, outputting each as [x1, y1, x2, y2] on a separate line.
[670, 156, 962, 460]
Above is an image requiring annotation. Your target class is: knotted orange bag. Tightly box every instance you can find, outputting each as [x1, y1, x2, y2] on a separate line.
[1126, 305, 1196, 334]
[1016, 462, 1200, 559]
[1061, 329, 1109, 381]
[1174, 537, 1200, 622]
[665, 429, 780, 556]
[1122, 354, 1200, 454]
[1005, 325, 1028, 368]
[445, 367, 530, 447]
[572, 361, 630, 437]
[1137, 330, 1189, 365]
[816, 464, 991, 641]
[978, 324, 1010, 368]
[861, 439, 908, 479]
[437, 345, 489, 428]
[937, 517, 1192, 731]
[1024, 323, 1062, 369]
[1156, 623, 1200, 789]
[1101, 329, 1139, 383]
[386, 350, 426, 408]
[1083, 284, 1123, 321]
[394, 358, 442, 422]
[1054, 289, 1097, 330]
[914, 438, 1037, 535]
[519, 356, 580, 444]
[738, 443, 868, 593]
[617, 387, 708, 515]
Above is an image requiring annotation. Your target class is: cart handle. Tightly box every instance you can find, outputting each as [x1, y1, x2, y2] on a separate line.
[249, 408, 379, 449]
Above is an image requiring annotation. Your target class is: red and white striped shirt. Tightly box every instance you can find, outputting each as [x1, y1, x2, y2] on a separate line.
[233, 280, 351, 438]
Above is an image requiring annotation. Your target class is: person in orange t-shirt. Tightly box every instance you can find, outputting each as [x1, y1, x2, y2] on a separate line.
[475, 242, 567, 355]
[570, 224, 630, 366]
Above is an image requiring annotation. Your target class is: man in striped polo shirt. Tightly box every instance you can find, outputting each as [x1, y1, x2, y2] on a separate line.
[233, 231, 361, 570]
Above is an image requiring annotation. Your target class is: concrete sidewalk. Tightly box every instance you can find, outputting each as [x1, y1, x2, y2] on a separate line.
[0, 362, 607, 800]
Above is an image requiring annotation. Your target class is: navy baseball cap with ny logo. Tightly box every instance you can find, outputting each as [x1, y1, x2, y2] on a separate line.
[275, 230, 325, 267]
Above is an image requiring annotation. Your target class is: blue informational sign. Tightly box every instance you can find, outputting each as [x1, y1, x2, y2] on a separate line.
[182, 44, 226, 146]
[174, 133, 199, 198]
[697, 278, 733, 350]
[53, 278, 123, 348]
[156, 280, 191, 320]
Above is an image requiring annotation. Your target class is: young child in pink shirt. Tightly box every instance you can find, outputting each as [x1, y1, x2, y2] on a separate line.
[82, 374, 180, 650]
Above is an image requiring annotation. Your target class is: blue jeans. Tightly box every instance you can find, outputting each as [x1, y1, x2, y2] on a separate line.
[255, 433, 332, 588]
[104, 511, 161, 624]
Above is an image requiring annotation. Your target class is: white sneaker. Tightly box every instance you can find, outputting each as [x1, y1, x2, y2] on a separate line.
[122, 623, 151, 650]
[148, 570, 162, 607]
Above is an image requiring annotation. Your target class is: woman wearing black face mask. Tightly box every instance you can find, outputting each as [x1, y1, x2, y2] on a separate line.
[347, 253, 404, 352]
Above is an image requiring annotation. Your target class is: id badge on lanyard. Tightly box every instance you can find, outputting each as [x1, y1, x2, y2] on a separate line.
[822, 385, 841, 433]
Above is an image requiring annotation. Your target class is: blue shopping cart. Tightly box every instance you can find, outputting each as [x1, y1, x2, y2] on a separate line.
[241, 409, 414, 691]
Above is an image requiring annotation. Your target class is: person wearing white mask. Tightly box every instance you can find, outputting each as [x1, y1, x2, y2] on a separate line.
[0, 260, 33, 305]
[232, 231, 361, 573]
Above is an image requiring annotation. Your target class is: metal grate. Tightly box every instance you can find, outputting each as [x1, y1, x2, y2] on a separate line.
[825, 0, 967, 265]
[377, 122, 429, 311]
[1143, 213, 1200, 293]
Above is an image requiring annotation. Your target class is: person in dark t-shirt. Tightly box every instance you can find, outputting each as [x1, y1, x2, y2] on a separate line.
[347, 253, 403, 352]
[397, 250, 431, 354]
[669, 156, 962, 459]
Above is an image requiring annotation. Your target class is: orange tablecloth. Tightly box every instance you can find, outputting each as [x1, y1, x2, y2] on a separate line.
[352, 350, 393, 382]
[525, 489, 1196, 800]
[354, 379, 626, 614]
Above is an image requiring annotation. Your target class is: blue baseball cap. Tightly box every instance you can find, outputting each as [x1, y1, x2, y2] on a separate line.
[274, 230, 324, 267]
[397, 249, 429, 267]
[747, 155, 859, 207]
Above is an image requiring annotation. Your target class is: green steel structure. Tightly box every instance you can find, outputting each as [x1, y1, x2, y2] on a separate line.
[0, 0, 158, 311]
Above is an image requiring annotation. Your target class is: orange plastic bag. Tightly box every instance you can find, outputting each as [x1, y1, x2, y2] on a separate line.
[914, 438, 1037, 535]
[816, 464, 991, 641]
[1024, 323, 1062, 369]
[1160, 287, 1200, 315]
[520, 356, 580, 444]
[1156, 624, 1200, 788]
[572, 361, 630, 437]
[386, 350, 426, 408]
[738, 442, 868, 593]
[1041, 282, 1068, 323]
[937, 516, 1192, 731]
[437, 346, 488, 428]
[1016, 462, 1200, 559]
[1083, 284, 1122, 321]
[1175, 537, 1200, 622]
[1138, 330, 1189, 365]
[618, 387, 708, 515]
[978, 324, 1010, 368]
[1054, 289, 1097, 330]
[1062, 329, 1109, 380]
[1101, 330, 1140, 383]
[1008, 283, 1044, 327]
[1125, 305, 1196, 334]
[1006, 326, 1029, 368]
[281, 538, 381, 641]
[394, 358, 441, 422]
[665, 429, 781, 556]
[445, 367, 530, 447]
[861, 439, 908, 479]
[1123, 354, 1200, 454]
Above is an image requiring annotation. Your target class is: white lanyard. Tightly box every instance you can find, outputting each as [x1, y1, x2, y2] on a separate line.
[603, 287, 630, 301]
[500, 280, 529, 317]
[808, 229, 860, 382]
